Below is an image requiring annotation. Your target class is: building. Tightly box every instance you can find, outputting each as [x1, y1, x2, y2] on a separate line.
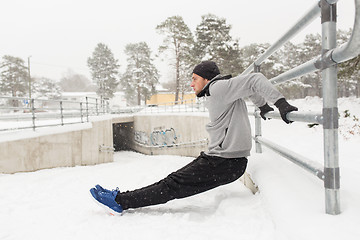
[146, 91, 196, 106]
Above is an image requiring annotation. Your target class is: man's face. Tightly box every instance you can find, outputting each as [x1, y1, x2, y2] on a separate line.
[191, 73, 209, 95]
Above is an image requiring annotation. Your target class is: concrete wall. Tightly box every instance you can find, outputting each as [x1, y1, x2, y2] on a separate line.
[0, 114, 209, 173]
[0, 118, 114, 174]
[132, 114, 209, 157]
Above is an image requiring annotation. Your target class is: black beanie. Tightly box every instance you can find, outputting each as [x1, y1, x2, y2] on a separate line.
[192, 61, 220, 80]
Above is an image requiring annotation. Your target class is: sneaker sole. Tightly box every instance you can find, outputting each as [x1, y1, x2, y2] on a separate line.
[90, 188, 123, 216]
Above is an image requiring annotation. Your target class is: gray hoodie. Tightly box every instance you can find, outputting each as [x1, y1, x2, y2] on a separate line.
[204, 73, 284, 158]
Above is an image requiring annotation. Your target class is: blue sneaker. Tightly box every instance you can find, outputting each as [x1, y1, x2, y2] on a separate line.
[95, 184, 112, 194]
[90, 186, 123, 215]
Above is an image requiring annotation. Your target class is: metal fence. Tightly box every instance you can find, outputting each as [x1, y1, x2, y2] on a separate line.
[246, 0, 360, 215]
[0, 96, 109, 131]
[111, 97, 207, 114]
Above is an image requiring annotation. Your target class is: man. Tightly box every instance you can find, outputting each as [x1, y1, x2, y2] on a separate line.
[90, 61, 297, 215]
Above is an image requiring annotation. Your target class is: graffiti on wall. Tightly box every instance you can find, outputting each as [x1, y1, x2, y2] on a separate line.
[134, 127, 178, 147]
[134, 131, 149, 145]
[150, 128, 177, 146]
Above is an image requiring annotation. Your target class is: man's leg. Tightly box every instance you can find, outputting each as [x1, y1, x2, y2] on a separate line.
[115, 152, 247, 210]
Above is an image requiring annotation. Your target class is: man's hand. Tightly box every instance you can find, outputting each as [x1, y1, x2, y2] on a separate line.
[274, 98, 298, 124]
[259, 103, 274, 120]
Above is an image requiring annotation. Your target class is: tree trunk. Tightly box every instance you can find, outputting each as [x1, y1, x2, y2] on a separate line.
[345, 81, 350, 97]
[137, 85, 141, 106]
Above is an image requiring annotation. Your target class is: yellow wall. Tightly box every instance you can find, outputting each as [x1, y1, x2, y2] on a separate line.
[146, 93, 196, 106]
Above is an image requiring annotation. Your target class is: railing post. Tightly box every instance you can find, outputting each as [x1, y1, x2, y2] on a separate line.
[31, 99, 36, 131]
[80, 102, 83, 123]
[321, 0, 340, 215]
[86, 97, 89, 122]
[96, 98, 99, 116]
[60, 101, 64, 126]
[254, 64, 262, 153]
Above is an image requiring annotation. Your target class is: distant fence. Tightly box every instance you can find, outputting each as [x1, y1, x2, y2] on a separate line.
[244, 0, 360, 215]
[111, 97, 207, 114]
[0, 96, 109, 131]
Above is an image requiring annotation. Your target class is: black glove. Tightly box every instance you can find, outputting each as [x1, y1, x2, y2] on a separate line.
[259, 103, 274, 120]
[274, 98, 298, 124]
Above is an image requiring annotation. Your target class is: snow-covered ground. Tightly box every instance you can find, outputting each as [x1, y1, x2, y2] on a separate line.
[0, 97, 359, 240]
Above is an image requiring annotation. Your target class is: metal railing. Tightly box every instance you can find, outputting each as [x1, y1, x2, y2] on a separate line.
[245, 0, 360, 215]
[0, 96, 109, 131]
[111, 97, 207, 114]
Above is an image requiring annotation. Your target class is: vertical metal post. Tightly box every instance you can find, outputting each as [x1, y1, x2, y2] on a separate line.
[86, 97, 89, 122]
[321, 0, 340, 215]
[254, 64, 262, 153]
[80, 102, 83, 123]
[96, 99, 99, 116]
[60, 101, 64, 126]
[31, 99, 36, 131]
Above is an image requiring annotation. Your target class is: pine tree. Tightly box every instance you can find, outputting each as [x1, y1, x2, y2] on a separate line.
[300, 33, 322, 97]
[156, 16, 194, 103]
[120, 42, 159, 105]
[59, 70, 92, 92]
[0, 55, 29, 98]
[87, 43, 120, 99]
[240, 43, 279, 78]
[273, 42, 309, 99]
[32, 77, 62, 99]
[194, 14, 243, 76]
[337, 29, 357, 97]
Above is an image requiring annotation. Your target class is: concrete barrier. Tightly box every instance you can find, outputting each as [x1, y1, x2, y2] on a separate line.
[0, 117, 114, 174]
[0, 113, 210, 173]
[132, 113, 209, 157]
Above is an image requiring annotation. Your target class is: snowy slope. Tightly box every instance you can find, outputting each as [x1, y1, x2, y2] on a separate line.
[0, 97, 359, 240]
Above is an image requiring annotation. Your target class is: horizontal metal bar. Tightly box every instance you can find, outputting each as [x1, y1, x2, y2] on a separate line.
[0, 126, 33, 132]
[330, 0, 360, 64]
[255, 136, 325, 180]
[270, 58, 318, 84]
[134, 138, 209, 149]
[242, 2, 321, 75]
[250, 110, 323, 124]
[269, 0, 360, 83]
[325, 0, 338, 4]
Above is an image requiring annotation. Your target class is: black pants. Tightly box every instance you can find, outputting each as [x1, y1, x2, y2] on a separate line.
[115, 152, 248, 210]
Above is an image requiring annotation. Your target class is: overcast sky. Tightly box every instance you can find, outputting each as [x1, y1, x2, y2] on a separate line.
[0, 0, 355, 83]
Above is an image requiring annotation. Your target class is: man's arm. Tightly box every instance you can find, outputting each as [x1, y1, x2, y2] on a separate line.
[248, 93, 274, 120]
[210, 73, 297, 123]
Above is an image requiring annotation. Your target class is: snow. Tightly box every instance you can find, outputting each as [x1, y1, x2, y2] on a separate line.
[0, 97, 360, 240]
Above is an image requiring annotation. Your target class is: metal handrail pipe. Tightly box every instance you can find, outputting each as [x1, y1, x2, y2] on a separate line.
[0, 107, 31, 111]
[328, 0, 360, 64]
[0, 121, 85, 131]
[270, 0, 360, 84]
[0, 115, 32, 120]
[251, 110, 323, 124]
[270, 58, 318, 85]
[255, 136, 325, 180]
[242, 2, 321, 75]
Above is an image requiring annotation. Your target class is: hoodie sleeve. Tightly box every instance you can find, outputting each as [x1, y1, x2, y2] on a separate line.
[209, 73, 284, 106]
[248, 93, 267, 108]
